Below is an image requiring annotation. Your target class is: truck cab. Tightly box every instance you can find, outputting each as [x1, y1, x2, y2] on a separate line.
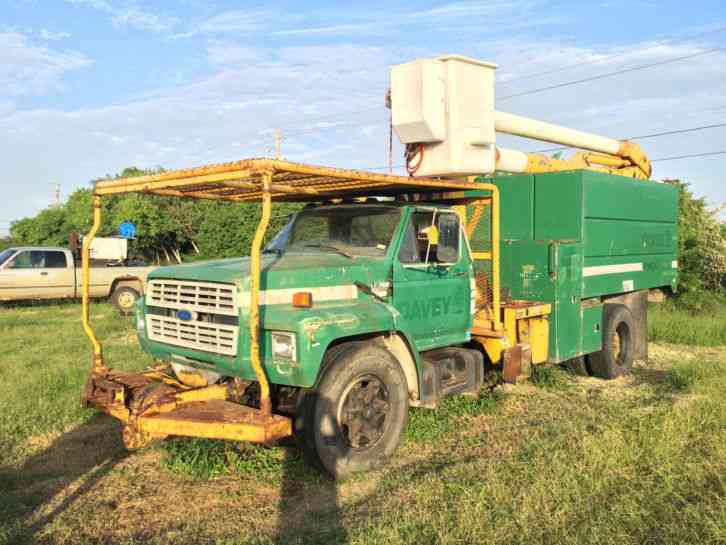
[138, 202, 477, 396]
[134, 201, 497, 474]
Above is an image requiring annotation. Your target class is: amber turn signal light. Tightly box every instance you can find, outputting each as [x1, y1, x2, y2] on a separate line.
[292, 291, 313, 308]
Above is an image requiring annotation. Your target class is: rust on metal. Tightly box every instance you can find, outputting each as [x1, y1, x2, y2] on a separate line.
[502, 345, 522, 384]
[92, 158, 500, 201]
[83, 367, 292, 447]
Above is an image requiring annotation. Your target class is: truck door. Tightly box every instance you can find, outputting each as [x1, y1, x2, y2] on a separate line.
[392, 208, 471, 351]
[0, 250, 74, 299]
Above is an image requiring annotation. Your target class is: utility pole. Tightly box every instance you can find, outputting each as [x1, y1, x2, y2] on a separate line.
[275, 128, 281, 159]
[54, 183, 61, 206]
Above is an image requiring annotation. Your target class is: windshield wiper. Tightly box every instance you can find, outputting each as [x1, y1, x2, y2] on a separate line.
[262, 248, 283, 256]
[303, 243, 354, 259]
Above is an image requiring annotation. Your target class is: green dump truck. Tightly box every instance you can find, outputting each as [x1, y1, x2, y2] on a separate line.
[79, 55, 679, 478]
[81, 159, 677, 479]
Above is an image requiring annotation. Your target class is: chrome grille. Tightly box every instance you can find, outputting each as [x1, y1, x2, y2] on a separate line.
[146, 280, 237, 316]
[147, 315, 239, 356]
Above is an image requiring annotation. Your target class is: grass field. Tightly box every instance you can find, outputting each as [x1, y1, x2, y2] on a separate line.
[1, 301, 725, 545]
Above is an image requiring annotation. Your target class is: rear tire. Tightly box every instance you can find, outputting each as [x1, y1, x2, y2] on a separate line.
[111, 286, 140, 315]
[295, 342, 409, 480]
[588, 304, 635, 379]
[565, 356, 590, 376]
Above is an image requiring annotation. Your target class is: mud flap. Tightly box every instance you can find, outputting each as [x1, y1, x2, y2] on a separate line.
[502, 344, 532, 384]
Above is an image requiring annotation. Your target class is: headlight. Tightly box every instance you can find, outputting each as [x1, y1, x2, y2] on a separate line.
[271, 331, 296, 361]
[135, 308, 145, 333]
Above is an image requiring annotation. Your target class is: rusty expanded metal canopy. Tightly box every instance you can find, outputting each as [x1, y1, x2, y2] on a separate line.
[93, 158, 488, 202]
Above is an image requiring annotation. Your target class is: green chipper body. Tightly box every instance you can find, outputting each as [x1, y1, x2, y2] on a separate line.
[485, 170, 678, 363]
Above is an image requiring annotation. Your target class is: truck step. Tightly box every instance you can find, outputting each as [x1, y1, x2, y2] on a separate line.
[420, 347, 484, 407]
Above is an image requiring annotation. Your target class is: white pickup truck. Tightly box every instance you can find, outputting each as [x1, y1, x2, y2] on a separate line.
[0, 246, 155, 313]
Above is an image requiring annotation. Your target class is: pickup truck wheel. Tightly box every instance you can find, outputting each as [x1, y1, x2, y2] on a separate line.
[588, 304, 635, 380]
[297, 343, 409, 480]
[111, 286, 140, 315]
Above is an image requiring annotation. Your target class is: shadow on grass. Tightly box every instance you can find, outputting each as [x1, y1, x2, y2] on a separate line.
[273, 394, 348, 545]
[0, 413, 128, 545]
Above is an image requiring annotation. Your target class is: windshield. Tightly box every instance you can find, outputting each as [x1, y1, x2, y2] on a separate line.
[0, 249, 16, 267]
[266, 206, 401, 258]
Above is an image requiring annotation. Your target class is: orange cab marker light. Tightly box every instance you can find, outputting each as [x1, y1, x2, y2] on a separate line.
[292, 292, 313, 308]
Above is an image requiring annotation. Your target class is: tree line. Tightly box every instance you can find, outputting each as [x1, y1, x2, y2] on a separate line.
[2, 167, 299, 263]
[2, 168, 724, 302]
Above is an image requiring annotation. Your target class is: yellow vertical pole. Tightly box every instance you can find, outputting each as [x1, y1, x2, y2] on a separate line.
[249, 172, 273, 415]
[274, 129, 281, 160]
[82, 196, 105, 370]
[491, 186, 501, 331]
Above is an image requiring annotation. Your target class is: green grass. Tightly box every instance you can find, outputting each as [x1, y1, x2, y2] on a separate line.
[0, 301, 153, 463]
[649, 301, 726, 346]
[0, 302, 725, 545]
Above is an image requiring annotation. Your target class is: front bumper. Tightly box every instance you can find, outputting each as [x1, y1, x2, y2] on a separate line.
[83, 366, 292, 448]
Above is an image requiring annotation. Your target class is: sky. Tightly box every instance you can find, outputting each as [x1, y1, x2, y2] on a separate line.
[2, 0, 726, 235]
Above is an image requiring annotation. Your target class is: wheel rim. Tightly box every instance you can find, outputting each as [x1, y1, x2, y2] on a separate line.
[337, 374, 390, 450]
[118, 291, 136, 309]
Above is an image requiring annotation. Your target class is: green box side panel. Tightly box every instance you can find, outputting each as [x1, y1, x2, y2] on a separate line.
[582, 255, 677, 298]
[551, 243, 584, 363]
[584, 219, 677, 257]
[491, 175, 535, 241]
[500, 240, 585, 363]
[580, 171, 679, 298]
[533, 171, 583, 241]
[580, 304, 603, 355]
[582, 170, 679, 223]
[500, 241, 553, 302]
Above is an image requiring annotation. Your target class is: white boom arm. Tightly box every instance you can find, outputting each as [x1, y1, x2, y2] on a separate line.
[390, 55, 650, 179]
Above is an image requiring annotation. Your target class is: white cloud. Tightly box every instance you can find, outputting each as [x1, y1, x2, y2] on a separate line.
[199, 9, 279, 32]
[2, 38, 725, 229]
[64, 0, 179, 33]
[206, 42, 260, 66]
[274, 23, 381, 37]
[413, 0, 543, 18]
[38, 29, 72, 41]
[173, 1, 562, 40]
[0, 32, 90, 97]
[110, 6, 179, 32]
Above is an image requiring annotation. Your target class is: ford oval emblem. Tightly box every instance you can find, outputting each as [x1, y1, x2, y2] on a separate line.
[176, 309, 193, 322]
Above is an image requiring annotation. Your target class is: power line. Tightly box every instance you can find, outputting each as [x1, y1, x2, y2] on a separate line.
[652, 150, 726, 162]
[532, 121, 726, 153]
[264, 41, 725, 141]
[498, 46, 724, 101]
[498, 24, 726, 86]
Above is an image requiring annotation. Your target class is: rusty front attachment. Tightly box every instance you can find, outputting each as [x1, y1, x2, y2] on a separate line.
[84, 369, 292, 448]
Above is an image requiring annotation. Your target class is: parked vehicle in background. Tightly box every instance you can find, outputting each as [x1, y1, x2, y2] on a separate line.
[0, 246, 154, 313]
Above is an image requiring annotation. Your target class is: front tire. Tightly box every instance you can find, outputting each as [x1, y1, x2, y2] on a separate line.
[296, 342, 409, 480]
[588, 304, 635, 379]
[111, 286, 140, 315]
